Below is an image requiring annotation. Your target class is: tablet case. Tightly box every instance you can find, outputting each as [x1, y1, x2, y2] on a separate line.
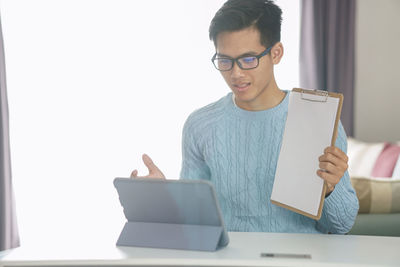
[113, 178, 229, 251]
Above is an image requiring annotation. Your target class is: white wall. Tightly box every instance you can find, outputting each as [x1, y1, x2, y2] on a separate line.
[355, 0, 400, 142]
[1, 0, 299, 248]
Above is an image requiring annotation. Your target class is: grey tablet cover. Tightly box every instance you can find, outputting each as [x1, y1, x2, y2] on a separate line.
[113, 178, 229, 251]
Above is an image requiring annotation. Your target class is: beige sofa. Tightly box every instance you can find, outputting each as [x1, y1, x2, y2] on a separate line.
[346, 138, 400, 236]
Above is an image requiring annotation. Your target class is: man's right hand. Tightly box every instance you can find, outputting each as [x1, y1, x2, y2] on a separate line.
[130, 154, 166, 179]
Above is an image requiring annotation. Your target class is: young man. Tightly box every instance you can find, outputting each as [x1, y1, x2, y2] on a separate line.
[131, 0, 359, 234]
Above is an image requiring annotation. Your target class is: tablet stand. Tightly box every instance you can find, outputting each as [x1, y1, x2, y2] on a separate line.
[117, 221, 224, 251]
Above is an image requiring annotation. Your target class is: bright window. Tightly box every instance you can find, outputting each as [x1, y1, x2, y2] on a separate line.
[1, 0, 299, 247]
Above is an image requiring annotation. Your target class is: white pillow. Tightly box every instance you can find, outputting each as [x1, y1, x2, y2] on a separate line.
[391, 156, 400, 180]
[347, 138, 385, 177]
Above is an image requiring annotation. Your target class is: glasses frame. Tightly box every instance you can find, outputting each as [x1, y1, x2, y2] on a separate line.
[211, 46, 272, 71]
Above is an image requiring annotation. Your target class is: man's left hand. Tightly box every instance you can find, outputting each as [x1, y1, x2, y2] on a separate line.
[317, 146, 349, 195]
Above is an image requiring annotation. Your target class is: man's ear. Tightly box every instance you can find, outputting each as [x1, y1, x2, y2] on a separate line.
[271, 42, 284, 65]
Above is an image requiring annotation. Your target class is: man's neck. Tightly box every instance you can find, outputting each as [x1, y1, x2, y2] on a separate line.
[234, 86, 286, 111]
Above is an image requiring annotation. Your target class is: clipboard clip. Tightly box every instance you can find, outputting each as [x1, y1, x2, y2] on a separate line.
[300, 89, 328, 102]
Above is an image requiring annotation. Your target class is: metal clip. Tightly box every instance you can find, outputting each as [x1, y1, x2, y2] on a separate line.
[300, 89, 328, 102]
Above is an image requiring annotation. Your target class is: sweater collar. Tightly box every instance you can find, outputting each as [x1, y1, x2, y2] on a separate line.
[226, 90, 290, 120]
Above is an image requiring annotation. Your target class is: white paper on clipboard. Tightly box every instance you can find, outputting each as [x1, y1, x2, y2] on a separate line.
[270, 88, 342, 219]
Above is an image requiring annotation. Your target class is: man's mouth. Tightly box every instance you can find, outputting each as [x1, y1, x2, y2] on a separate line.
[233, 82, 251, 92]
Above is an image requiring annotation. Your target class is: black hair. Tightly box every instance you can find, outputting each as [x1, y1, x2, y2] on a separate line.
[209, 0, 282, 48]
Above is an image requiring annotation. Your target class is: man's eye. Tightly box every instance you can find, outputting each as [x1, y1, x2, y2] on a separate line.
[217, 59, 232, 67]
[241, 57, 256, 64]
[219, 59, 231, 64]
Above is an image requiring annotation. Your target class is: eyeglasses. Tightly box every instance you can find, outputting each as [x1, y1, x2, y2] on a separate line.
[211, 46, 272, 71]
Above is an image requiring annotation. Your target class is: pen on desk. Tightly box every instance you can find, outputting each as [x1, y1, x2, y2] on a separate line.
[260, 253, 312, 259]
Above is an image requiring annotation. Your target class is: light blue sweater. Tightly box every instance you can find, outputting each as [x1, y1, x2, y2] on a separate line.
[180, 91, 359, 234]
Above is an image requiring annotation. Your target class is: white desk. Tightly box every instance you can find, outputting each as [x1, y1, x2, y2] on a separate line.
[0, 232, 399, 266]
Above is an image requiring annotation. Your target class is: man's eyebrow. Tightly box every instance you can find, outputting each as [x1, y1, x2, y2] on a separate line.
[216, 51, 259, 58]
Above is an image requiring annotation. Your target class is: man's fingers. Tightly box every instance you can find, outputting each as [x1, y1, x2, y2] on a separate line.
[130, 154, 165, 179]
[143, 154, 161, 173]
[130, 169, 138, 178]
[142, 154, 156, 169]
[317, 169, 340, 185]
[142, 154, 166, 178]
[319, 161, 338, 174]
[324, 146, 349, 163]
[319, 148, 348, 171]
[316, 146, 349, 195]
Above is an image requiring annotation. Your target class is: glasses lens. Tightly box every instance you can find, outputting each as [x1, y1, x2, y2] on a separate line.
[238, 56, 258, 69]
[214, 58, 233, 71]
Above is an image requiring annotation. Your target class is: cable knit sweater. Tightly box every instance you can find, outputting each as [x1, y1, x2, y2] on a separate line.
[180, 91, 359, 234]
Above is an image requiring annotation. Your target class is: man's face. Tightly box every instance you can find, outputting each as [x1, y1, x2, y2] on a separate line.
[215, 27, 280, 111]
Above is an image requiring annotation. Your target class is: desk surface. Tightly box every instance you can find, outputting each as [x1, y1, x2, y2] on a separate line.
[1, 232, 399, 267]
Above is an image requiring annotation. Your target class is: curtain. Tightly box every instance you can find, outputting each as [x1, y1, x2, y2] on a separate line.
[0, 16, 20, 251]
[300, 0, 356, 136]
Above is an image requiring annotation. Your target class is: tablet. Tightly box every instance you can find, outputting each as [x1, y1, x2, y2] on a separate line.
[113, 178, 229, 251]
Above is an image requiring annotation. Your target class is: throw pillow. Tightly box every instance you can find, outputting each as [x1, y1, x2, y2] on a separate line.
[347, 138, 385, 177]
[351, 177, 400, 213]
[392, 155, 400, 179]
[371, 143, 400, 177]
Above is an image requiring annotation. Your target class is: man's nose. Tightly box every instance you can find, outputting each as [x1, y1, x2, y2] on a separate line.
[230, 61, 245, 79]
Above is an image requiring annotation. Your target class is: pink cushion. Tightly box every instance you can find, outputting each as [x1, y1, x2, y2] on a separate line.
[371, 143, 400, 177]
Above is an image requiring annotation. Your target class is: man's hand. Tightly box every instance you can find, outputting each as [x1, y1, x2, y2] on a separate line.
[130, 154, 166, 179]
[317, 146, 349, 195]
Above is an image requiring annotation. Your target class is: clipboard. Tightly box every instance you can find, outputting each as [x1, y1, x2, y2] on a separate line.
[270, 88, 343, 220]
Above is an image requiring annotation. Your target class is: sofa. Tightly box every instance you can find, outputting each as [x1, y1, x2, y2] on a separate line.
[346, 138, 400, 236]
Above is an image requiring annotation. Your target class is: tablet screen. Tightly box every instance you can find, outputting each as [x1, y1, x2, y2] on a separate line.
[113, 178, 229, 247]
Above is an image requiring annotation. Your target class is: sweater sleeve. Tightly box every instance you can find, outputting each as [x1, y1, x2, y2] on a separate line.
[316, 121, 359, 234]
[179, 114, 211, 181]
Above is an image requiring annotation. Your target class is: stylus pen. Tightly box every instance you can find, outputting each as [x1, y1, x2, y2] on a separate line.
[260, 253, 312, 259]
